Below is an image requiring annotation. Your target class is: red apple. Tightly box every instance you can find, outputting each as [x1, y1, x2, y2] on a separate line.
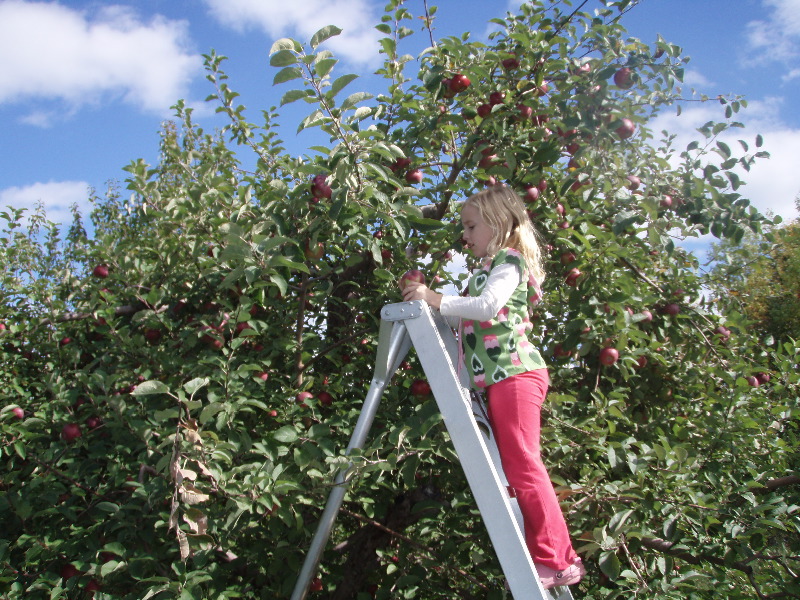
[477, 103, 492, 118]
[615, 118, 636, 140]
[553, 344, 572, 359]
[560, 251, 576, 265]
[479, 154, 498, 169]
[713, 326, 731, 343]
[661, 303, 681, 316]
[310, 174, 332, 200]
[92, 264, 109, 279]
[639, 310, 653, 323]
[565, 268, 582, 286]
[60, 564, 82, 579]
[626, 175, 641, 190]
[310, 577, 323, 592]
[399, 269, 426, 291]
[524, 185, 540, 203]
[660, 195, 673, 209]
[599, 347, 619, 366]
[256, 371, 269, 382]
[613, 67, 634, 89]
[62, 423, 82, 443]
[11, 406, 24, 419]
[86, 416, 102, 430]
[60, 337, 72, 347]
[756, 372, 770, 384]
[635, 355, 648, 369]
[449, 73, 471, 93]
[502, 55, 520, 70]
[389, 157, 412, 172]
[746, 376, 760, 387]
[489, 91, 507, 106]
[296, 391, 313, 407]
[144, 328, 162, 343]
[537, 178, 548, 192]
[517, 103, 533, 119]
[405, 169, 423, 184]
[317, 391, 334, 406]
[410, 379, 432, 397]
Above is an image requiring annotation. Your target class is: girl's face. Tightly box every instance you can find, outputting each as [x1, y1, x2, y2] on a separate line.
[461, 202, 493, 258]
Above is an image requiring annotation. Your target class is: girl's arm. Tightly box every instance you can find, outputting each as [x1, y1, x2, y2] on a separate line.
[402, 263, 520, 321]
[439, 263, 520, 321]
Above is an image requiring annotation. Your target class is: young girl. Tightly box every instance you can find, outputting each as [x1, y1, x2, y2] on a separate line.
[401, 185, 585, 590]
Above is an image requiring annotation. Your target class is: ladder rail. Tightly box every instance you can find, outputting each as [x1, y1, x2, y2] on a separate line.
[290, 318, 412, 600]
[290, 301, 575, 600]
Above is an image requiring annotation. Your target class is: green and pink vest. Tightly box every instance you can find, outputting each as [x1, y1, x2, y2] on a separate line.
[463, 248, 546, 389]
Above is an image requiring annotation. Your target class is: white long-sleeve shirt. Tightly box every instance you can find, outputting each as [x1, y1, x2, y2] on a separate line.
[439, 262, 521, 323]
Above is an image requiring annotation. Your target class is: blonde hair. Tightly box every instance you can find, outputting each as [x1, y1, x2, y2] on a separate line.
[463, 186, 546, 284]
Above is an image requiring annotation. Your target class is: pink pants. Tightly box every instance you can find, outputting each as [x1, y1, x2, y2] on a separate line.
[486, 369, 578, 570]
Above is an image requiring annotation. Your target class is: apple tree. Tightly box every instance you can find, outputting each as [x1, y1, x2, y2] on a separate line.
[1, 1, 798, 599]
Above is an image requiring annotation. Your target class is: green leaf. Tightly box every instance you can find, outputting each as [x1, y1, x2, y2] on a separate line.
[269, 38, 297, 54]
[270, 273, 288, 296]
[328, 73, 358, 99]
[132, 380, 170, 396]
[315, 58, 338, 79]
[270, 255, 310, 274]
[599, 550, 622, 580]
[95, 501, 120, 514]
[269, 49, 297, 67]
[199, 403, 224, 425]
[310, 25, 342, 49]
[340, 92, 373, 111]
[274, 426, 299, 443]
[280, 89, 308, 107]
[183, 378, 209, 396]
[273, 66, 302, 85]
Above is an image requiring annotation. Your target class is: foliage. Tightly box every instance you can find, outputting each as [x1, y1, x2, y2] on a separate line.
[1, 1, 798, 599]
[710, 216, 800, 344]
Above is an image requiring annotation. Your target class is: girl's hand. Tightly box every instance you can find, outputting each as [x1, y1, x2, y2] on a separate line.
[401, 282, 443, 309]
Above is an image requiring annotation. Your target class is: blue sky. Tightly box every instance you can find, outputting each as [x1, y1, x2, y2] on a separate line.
[1, 0, 799, 233]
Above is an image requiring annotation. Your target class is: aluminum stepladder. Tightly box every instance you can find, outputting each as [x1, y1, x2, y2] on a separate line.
[291, 300, 575, 600]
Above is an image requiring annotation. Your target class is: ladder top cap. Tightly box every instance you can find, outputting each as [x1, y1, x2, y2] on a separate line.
[381, 301, 425, 322]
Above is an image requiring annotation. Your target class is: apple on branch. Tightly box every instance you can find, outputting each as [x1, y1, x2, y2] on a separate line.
[399, 269, 426, 291]
[410, 379, 432, 397]
[62, 422, 82, 443]
[310, 174, 332, 200]
[615, 118, 636, 140]
[92, 264, 109, 279]
[613, 67, 634, 89]
[405, 169, 423, 184]
[448, 73, 471, 94]
[599, 347, 620, 366]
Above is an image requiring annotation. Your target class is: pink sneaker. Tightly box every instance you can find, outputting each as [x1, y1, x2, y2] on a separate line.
[535, 560, 586, 589]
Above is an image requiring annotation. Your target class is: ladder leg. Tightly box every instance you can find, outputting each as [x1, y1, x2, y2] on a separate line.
[390, 302, 573, 600]
[290, 319, 411, 600]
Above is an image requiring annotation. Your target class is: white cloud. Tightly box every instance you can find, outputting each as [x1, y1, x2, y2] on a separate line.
[745, 0, 800, 66]
[0, 1, 201, 124]
[0, 181, 91, 226]
[649, 97, 800, 222]
[202, 0, 382, 66]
